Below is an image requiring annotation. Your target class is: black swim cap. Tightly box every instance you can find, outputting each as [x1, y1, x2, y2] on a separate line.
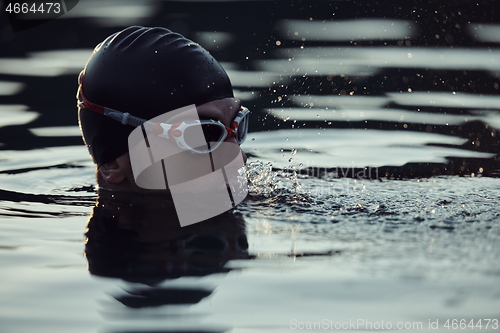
[78, 26, 234, 165]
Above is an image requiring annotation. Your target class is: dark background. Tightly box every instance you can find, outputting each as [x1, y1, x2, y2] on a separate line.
[1, 0, 499, 177]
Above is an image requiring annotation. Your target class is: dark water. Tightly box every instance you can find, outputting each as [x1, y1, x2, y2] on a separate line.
[1, 1, 500, 332]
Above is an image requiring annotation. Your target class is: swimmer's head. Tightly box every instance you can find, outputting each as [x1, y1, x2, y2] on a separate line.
[77, 26, 234, 166]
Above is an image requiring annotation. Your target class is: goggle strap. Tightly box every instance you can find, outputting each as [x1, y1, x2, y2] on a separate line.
[78, 79, 249, 151]
[102, 108, 155, 130]
[77, 81, 151, 129]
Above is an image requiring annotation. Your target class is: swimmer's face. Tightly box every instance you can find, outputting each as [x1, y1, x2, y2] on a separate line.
[98, 97, 247, 193]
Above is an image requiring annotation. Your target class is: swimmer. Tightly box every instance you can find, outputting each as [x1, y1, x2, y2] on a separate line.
[77, 26, 248, 195]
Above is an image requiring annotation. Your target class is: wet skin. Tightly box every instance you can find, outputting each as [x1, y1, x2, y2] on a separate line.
[97, 97, 247, 193]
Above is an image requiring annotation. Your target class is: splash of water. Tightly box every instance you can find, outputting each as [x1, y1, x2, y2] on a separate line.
[245, 161, 279, 196]
[280, 165, 302, 193]
[245, 160, 304, 197]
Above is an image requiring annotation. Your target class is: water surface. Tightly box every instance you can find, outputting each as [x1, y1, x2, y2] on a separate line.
[1, 1, 499, 332]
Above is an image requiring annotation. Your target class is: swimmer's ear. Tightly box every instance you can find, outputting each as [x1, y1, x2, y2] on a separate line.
[98, 159, 127, 184]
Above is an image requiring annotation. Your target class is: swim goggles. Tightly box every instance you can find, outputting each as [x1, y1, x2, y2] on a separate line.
[77, 84, 250, 154]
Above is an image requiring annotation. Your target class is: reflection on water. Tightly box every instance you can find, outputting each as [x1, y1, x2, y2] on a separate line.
[194, 31, 235, 51]
[0, 80, 25, 96]
[62, 0, 158, 26]
[0, 105, 39, 127]
[2, 155, 500, 331]
[386, 91, 500, 109]
[267, 106, 495, 126]
[83, 191, 249, 332]
[0, 50, 92, 76]
[268, 47, 500, 72]
[1, 1, 500, 332]
[243, 129, 494, 169]
[292, 92, 500, 110]
[469, 23, 500, 43]
[28, 126, 81, 137]
[226, 68, 288, 88]
[279, 18, 417, 41]
[86, 191, 249, 282]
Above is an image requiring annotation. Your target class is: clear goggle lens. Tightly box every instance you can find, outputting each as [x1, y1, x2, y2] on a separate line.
[184, 109, 250, 153]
